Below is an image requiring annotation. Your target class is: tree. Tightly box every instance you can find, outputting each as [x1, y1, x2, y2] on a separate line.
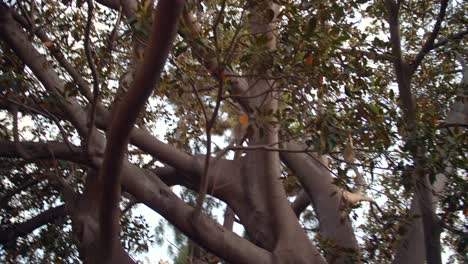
[0, 0, 466, 263]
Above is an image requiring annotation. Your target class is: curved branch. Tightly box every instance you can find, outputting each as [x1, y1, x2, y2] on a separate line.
[281, 142, 360, 263]
[7, 4, 205, 187]
[7, 8, 201, 178]
[120, 161, 272, 264]
[98, 0, 183, 254]
[0, 140, 85, 163]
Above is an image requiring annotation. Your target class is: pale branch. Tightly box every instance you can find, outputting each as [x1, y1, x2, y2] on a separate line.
[393, 173, 448, 264]
[97, 0, 183, 253]
[120, 161, 272, 264]
[225, 143, 320, 153]
[151, 155, 241, 204]
[410, 0, 449, 74]
[281, 141, 360, 263]
[0, 205, 67, 245]
[392, 198, 426, 264]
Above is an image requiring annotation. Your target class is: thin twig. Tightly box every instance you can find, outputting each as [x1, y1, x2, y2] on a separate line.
[107, 6, 123, 58]
[212, 0, 226, 56]
[194, 68, 225, 218]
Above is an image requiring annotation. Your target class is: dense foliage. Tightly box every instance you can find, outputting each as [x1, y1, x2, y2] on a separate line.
[0, 0, 466, 263]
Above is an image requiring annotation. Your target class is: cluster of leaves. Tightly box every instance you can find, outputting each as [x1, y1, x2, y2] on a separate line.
[0, 0, 466, 262]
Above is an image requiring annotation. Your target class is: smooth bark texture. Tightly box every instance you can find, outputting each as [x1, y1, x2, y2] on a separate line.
[97, 0, 183, 256]
[384, 1, 450, 263]
[0, 140, 83, 162]
[282, 143, 360, 263]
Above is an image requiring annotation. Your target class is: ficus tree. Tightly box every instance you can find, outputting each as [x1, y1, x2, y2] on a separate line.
[0, 0, 466, 263]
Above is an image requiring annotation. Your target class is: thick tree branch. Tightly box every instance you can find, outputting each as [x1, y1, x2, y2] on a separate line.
[281, 142, 360, 263]
[393, 173, 447, 264]
[384, 1, 445, 263]
[0, 140, 85, 163]
[98, 0, 183, 255]
[120, 161, 272, 264]
[6, 10, 201, 178]
[384, 0, 403, 61]
[0, 205, 66, 245]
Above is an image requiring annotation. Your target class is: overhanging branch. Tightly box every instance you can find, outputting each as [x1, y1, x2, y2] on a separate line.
[0, 140, 85, 163]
